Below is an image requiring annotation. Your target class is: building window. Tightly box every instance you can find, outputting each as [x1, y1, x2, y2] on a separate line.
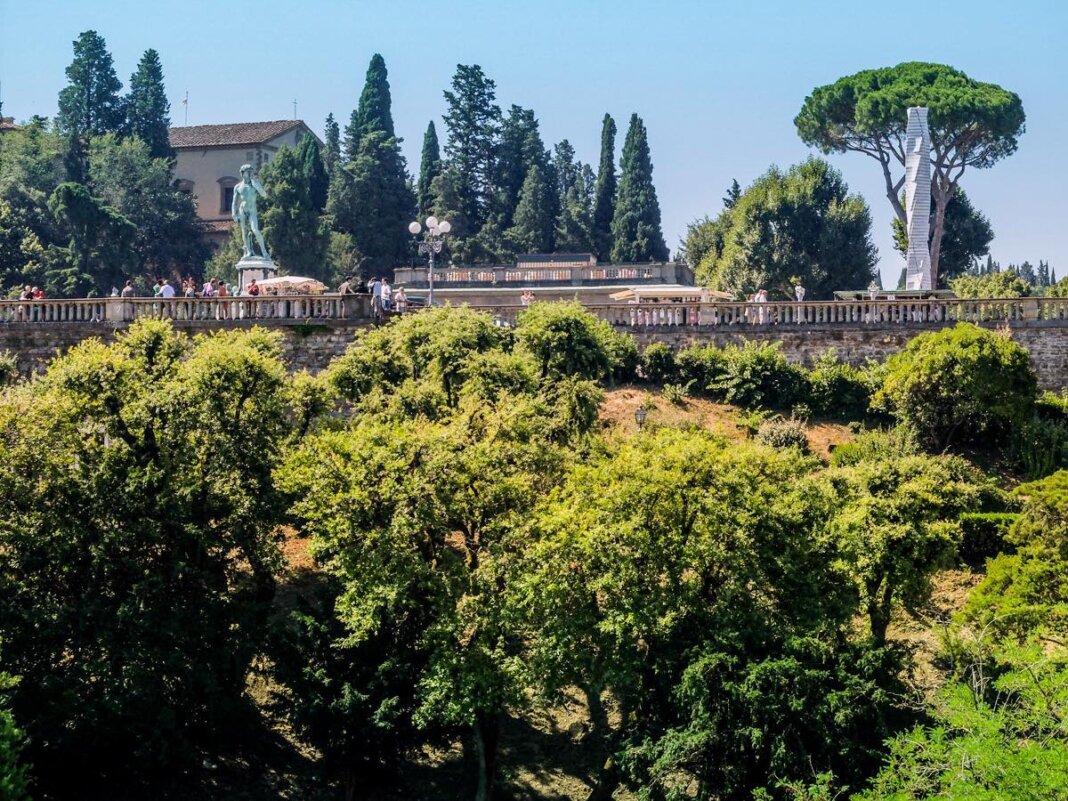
[218, 177, 238, 214]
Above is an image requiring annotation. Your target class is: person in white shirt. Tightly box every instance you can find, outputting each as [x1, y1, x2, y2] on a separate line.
[159, 280, 176, 299]
[380, 279, 392, 311]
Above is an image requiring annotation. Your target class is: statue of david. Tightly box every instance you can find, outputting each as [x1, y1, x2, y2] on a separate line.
[232, 163, 271, 260]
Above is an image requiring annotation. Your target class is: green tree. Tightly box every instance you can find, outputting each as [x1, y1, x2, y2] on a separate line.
[506, 161, 554, 254]
[260, 144, 329, 278]
[893, 189, 993, 285]
[591, 114, 617, 260]
[56, 30, 124, 178]
[517, 430, 899, 800]
[443, 64, 501, 232]
[514, 300, 634, 382]
[343, 53, 395, 160]
[331, 130, 416, 275]
[796, 62, 1025, 286]
[699, 159, 877, 299]
[723, 177, 741, 208]
[951, 270, 1031, 298]
[125, 48, 172, 160]
[322, 112, 340, 177]
[47, 180, 136, 294]
[873, 323, 1038, 449]
[860, 652, 1068, 800]
[417, 120, 442, 219]
[298, 132, 328, 214]
[610, 114, 668, 263]
[555, 179, 594, 253]
[88, 133, 208, 282]
[489, 107, 548, 240]
[821, 454, 987, 644]
[0, 322, 290, 793]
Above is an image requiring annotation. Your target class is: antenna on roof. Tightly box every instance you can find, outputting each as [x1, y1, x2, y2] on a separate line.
[293, 99, 297, 120]
[182, 91, 188, 125]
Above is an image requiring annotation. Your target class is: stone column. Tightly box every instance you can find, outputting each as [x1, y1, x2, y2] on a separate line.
[904, 107, 932, 291]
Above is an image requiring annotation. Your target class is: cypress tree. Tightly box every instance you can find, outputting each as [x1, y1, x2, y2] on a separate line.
[331, 55, 414, 274]
[442, 64, 501, 231]
[417, 121, 442, 219]
[723, 179, 742, 209]
[591, 114, 617, 260]
[552, 140, 580, 205]
[260, 145, 328, 278]
[343, 53, 394, 161]
[506, 162, 554, 254]
[610, 114, 668, 263]
[323, 113, 340, 177]
[489, 105, 543, 231]
[298, 133, 328, 214]
[125, 49, 172, 160]
[555, 181, 594, 253]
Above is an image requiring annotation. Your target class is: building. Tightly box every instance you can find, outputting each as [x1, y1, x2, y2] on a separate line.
[169, 120, 320, 248]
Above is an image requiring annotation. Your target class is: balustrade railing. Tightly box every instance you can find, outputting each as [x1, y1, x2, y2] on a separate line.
[2, 295, 1068, 329]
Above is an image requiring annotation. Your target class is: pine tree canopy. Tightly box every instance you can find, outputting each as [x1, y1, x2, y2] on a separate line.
[610, 114, 668, 263]
[507, 161, 555, 255]
[323, 113, 340, 176]
[344, 54, 396, 161]
[261, 145, 328, 279]
[442, 64, 501, 231]
[126, 49, 172, 160]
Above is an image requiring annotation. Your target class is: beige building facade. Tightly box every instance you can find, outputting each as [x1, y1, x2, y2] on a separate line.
[169, 120, 319, 248]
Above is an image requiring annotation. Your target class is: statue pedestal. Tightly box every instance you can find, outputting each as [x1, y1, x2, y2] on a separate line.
[236, 256, 276, 293]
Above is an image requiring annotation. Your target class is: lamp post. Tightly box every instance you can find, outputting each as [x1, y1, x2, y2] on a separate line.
[408, 216, 451, 307]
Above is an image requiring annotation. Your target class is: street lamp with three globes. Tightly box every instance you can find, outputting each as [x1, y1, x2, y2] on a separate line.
[408, 216, 451, 307]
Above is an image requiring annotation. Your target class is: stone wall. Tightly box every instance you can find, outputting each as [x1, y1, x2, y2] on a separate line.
[2, 318, 1067, 391]
[631, 322, 1068, 391]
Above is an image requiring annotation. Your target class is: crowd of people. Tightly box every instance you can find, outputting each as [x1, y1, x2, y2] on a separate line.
[337, 275, 410, 318]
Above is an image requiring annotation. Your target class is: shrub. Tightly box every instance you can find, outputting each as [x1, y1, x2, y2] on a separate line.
[676, 344, 726, 396]
[662, 382, 692, 406]
[829, 426, 922, 467]
[1036, 390, 1068, 422]
[1011, 417, 1068, 480]
[714, 341, 804, 409]
[641, 342, 678, 384]
[602, 327, 639, 384]
[805, 349, 870, 420]
[950, 271, 1032, 299]
[755, 415, 810, 453]
[872, 324, 1037, 449]
[516, 301, 615, 381]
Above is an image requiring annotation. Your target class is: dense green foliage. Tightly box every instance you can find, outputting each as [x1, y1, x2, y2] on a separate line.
[951, 269, 1031, 298]
[260, 143, 329, 279]
[124, 48, 173, 160]
[416, 121, 442, 220]
[874, 324, 1037, 448]
[689, 159, 878, 298]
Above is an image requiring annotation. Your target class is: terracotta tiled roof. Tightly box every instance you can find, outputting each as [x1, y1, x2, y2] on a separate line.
[200, 220, 235, 233]
[0, 117, 19, 131]
[168, 120, 306, 149]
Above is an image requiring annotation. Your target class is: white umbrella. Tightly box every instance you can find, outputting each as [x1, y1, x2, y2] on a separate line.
[255, 276, 329, 294]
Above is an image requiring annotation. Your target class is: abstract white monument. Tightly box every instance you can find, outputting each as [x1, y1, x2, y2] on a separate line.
[904, 107, 932, 290]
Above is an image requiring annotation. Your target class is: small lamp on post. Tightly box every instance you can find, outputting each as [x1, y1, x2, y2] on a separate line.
[634, 405, 648, 431]
[408, 216, 451, 307]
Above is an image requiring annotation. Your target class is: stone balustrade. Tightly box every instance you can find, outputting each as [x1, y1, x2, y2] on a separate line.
[0, 294, 369, 325]
[1, 295, 1067, 330]
[474, 297, 1068, 328]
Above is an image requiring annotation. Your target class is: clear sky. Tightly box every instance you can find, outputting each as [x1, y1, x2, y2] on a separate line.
[2, 0, 1065, 285]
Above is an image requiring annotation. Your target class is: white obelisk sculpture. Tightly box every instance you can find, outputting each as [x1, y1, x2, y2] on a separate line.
[904, 107, 932, 290]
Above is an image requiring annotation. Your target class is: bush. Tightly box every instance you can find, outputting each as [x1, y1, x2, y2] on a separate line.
[641, 342, 678, 384]
[950, 271, 1032, 299]
[829, 426, 922, 467]
[676, 344, 726, 396]
[663, 382, 692, 406]
[1036, 390, 1068, 422]
[805, 349, 870, 420]
[1011, 417, 1068, 480]
[755, 416, 810, 454]
[602, 328, 639, 384]
[872, 324, 1038, 449]
[958, 512, 1017, 567]
[714, 341, 805, 409]
[516, 301, 615, 381]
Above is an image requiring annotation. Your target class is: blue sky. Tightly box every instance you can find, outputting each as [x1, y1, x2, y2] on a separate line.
[2, 0, 1065, 285]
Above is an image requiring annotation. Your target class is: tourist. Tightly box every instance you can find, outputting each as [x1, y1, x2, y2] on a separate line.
[202, 278, 215, 297]
[247, 279, 260, 296]
[152, 278, 164, 297]
[521, 289, 534, 306]
[216, 280, 230, 320]
[381, 278, 392, 312]
[337, 276, 355, 295]
[32, 287, 44, 300]
[394, 286, 408, 314]
[184, 279, 196, 298]
[159, 279, 176, 299]
[356, 277, 368, 294]
[370, 276, 383, 318]
[794, 283, 806, 303]
[755, 288, 769, 324]
[120, 280, 135, 298]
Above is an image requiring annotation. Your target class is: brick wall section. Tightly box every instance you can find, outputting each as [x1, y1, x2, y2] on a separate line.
[1, 319, 1066, 391]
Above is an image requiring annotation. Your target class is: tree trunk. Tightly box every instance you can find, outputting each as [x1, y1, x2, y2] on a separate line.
[584, 685, 609, 739]
[473, 713, 500, 801]
[584, 755, 621, 801]
[929, 184, 953, 289]
[344, 768, 357, 801]
[868, 580, 894, 647]
[582, 685, 621, 801]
